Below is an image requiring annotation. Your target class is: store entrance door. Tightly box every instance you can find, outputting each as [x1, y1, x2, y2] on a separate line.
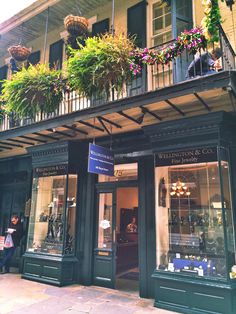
[93, 184, 139, 290]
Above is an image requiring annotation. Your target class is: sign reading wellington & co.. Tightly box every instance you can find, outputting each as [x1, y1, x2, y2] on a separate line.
[88, 143, 114, 176]
[34, 164, 68, 177]
[156, 147, 217, 167]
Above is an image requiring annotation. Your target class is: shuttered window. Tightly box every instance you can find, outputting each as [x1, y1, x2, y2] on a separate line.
[0, 65, 8, 93]
[27, 50, 40, 66]
[128, 1, 147, 48]
[49, 40, 63, 69]
[92, 18, 109, 36]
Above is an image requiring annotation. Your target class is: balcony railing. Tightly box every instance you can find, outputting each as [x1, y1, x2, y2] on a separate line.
[0, 26, 235, 132]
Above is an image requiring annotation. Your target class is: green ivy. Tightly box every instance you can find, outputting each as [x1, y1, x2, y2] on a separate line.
[1, 64, 66, 118]
[202, 0, 225, 42]
[66, 33, 134, 98]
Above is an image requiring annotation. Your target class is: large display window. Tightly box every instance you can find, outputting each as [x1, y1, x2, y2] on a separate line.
[27, 165, 77, 255]
[155, 147, 236, 279]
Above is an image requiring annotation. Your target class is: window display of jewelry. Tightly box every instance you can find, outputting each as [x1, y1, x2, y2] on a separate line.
[165, 175, 227, 278]
[158, 252, 226, 278]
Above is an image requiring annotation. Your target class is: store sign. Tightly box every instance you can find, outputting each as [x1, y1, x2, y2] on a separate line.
[156, 147, 217, 167]
[88, 143, 114, 176]
[34, 164, 68, 177]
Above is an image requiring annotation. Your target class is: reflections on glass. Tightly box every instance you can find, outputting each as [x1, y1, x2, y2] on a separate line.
[99, 163, 137, 182]
[220, 148, 236, 277]
[65, 175, 77, 255]
[98, 193, 112, 249]
[156, 161, 228, 278]
[152, 2, 172, 46]
[176, 0, 192, 17]
[27, 175, 66, 255]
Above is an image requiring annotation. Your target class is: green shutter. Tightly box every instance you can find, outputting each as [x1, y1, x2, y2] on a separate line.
[0, 65, 8, 93]
[49, 40, 63, 70]
[27, 50, 40, 67]
[92, 18, 109, 37]
[127, 1, 147, 48]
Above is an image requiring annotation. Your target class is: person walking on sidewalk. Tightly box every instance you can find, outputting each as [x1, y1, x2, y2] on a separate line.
[0, 215, 23, 274]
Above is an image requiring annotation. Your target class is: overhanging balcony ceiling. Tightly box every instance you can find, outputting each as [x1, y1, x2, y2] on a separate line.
[0, 71, 235, 159]
[0, 0, 112, 59]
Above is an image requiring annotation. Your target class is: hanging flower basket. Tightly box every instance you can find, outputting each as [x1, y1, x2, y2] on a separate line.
[64, 15, 88, 36]
[8, 45, 31, 62]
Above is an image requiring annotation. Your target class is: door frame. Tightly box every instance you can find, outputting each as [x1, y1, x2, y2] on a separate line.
[93, 180, 138, 289]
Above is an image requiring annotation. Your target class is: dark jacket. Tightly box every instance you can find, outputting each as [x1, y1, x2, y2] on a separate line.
[8, 221, 23, 247]
[187, 52, 215, 78]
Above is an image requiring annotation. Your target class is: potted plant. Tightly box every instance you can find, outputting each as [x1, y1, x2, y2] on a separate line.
[8, 45, 31, 62]
[1, 63, 67, 119]
[64, 15, 88, 36]
[66, 33, 134, 98]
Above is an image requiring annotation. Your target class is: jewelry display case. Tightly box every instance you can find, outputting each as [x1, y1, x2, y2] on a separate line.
[155, 147, 236, 279]
[27, 165, 77, 256]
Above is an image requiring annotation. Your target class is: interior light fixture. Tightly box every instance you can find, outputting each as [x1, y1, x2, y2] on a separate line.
[170, 178, 191, 197]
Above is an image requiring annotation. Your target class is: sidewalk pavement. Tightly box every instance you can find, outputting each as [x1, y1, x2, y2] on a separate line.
[0, 273, 178, 314]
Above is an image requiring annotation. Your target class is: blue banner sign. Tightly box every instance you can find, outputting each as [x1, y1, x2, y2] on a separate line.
[88, 143, 114, 176]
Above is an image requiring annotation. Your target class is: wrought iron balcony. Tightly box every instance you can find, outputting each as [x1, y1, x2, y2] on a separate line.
[0, 25, 235, 132]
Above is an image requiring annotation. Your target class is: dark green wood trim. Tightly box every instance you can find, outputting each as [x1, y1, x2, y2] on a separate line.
[22, 253, 78, 286]
[138, 156, 156, 298]
[76, 170, 96, 285]
[152, 271, 236, 314]
[144, 111, 236, 153]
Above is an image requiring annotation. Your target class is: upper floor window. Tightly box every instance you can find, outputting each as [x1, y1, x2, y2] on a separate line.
[49, 40, 63, 70]
[0, 65, 8, 93]
[152, 0, 192, 47]
[152, 1, 172, 46]
[27, 50, 40, 67]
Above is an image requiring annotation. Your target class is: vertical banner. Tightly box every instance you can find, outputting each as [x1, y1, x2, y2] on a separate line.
[88, 143, 114, 176]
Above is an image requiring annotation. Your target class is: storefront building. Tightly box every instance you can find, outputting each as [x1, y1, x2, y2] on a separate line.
[0, 1, 236, 313]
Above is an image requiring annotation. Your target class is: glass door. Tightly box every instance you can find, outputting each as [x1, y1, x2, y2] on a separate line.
[93, 188, 116, 288]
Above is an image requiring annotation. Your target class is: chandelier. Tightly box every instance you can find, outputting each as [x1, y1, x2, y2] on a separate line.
[170, 178, 191, 197]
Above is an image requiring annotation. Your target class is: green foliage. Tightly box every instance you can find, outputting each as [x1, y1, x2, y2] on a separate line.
[1, 64, 66, 118]
[202, 0, 224, 42]
[66, 33, 134, 98]
[0, 102, 5, 121]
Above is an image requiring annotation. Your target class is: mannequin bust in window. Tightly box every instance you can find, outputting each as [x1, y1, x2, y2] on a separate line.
[126, 217, 138, 233]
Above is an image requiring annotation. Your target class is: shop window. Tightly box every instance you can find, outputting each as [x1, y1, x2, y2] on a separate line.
[65, 175, 77, 254]
[155, 147, 236, 279]
[27, 165, 77, 255]
[98, 163, 138, 182]
[97, 193, 113, 249]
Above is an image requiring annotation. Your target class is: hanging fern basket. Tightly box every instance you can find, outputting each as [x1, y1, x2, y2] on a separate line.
[8, 45, 31, 62]
[64, 15, 88, 36]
